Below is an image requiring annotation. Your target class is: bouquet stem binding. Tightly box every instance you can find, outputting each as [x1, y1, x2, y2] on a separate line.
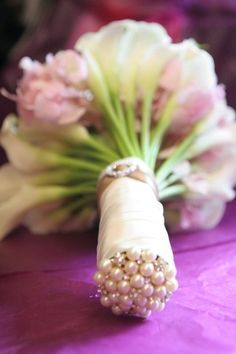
[95, 157, 178, 317]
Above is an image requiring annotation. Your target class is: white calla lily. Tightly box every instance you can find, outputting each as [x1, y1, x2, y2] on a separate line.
[186, 124, 236, 159]
[76, 20, 171, 105]
[24, 206, 96, 235]
[0, 181, 67, 240]
[0, 164, 24, 203]
[172, 39, 217, 89]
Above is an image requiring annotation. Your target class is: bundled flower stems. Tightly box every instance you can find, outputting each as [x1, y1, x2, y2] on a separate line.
[1, 21, 236, 318]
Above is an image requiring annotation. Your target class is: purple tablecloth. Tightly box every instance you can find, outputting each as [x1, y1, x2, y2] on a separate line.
[0, 201, 236, 354]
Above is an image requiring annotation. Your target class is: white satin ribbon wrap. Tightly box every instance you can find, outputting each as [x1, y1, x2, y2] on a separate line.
[97, 176, 175, 268]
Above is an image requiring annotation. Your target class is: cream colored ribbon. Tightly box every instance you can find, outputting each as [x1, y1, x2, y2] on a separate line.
[96, 157, 175, 268]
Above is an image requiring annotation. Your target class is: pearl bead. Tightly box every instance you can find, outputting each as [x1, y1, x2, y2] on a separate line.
[98, 259, 112, 275]
[154, 286, 167, 299]
[136, 306, 150, 318]
[130, 274, 145, 289]
[93, 272, 105, 285]
[142, 250, 156, 262]
[110, 267, 123, 282]
[100, 296, 111, 307]
[147, 298, 160, 311]
[133, 295, 147, 307]
[151, 271, 165, 286]
[140, 262, 154, 277]
[143, 310, 152, 318]
[142, 283, 154, 297]
[125, 261, 138, 275]
[127, 248, 141, 261]
[109, 293, 119, 304]
[112, 305, 123, 316]
[165, 279, 179, 292]
[105, 279, 116, 293]
[119, 302, 131, 312]
[120, 295, 132, 307]
[165, 265, 177, 280]
[158, 302, 165, 311]
[117, 280, 130, 294]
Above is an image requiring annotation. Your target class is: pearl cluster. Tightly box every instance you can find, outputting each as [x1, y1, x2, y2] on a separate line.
[93, 248, 178, 318]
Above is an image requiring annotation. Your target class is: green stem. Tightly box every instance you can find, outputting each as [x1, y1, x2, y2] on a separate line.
[32, 184, 97, 203]
[36, 195, 96, 230]
[103, 104, 135, 156]
[59, 183, 97, 198]
[45, 152, 103, 173]
[125, 104, 142, 157]
[158, 172, 184, 191]
[85, 52, 134, 157]
[111, 95, 140, 156]
[31, 169, 99, 186]
[159, 184, 187, 200]
[141, 93, 153, 163]
[149, 95, 176, 169]
[64, 146, 113, 165]
[82, 135, 120, 162]
[156, 123, 202, 183]
[113, 94, 126, 127]
[62, 195, 96, 215]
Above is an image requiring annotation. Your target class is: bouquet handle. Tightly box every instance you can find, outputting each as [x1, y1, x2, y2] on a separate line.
[94, 158, 178, 317]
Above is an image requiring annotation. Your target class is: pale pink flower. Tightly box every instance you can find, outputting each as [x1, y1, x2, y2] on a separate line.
[152, 59, 182, 120]
[169, 85, 223, 133]
[164, 118, 236, 233]
[159, 59, 182, 92]
[188, 123, 236, 196]
[165, 197, 226, 232]
[16, 50, 90, 124]
[182, 167, 235, 201]
[46, 50, 87, 87]
[196, 148, 228, 171]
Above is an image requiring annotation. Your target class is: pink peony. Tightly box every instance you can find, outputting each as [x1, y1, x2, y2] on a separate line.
[16, 50, 91, 124]
[46, 50, 87, 86]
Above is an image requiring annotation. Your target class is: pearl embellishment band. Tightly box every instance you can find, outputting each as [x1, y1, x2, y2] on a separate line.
[94, 249, 178, 318]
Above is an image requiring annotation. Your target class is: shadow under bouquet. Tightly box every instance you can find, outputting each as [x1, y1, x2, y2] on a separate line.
[1, 20, 236, 318]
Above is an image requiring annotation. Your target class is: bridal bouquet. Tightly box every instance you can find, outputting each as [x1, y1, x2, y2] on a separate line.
[1, 21, 235, 318]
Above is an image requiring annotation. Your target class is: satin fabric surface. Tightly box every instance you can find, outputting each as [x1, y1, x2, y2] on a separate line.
[0, 201, 235, 354]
